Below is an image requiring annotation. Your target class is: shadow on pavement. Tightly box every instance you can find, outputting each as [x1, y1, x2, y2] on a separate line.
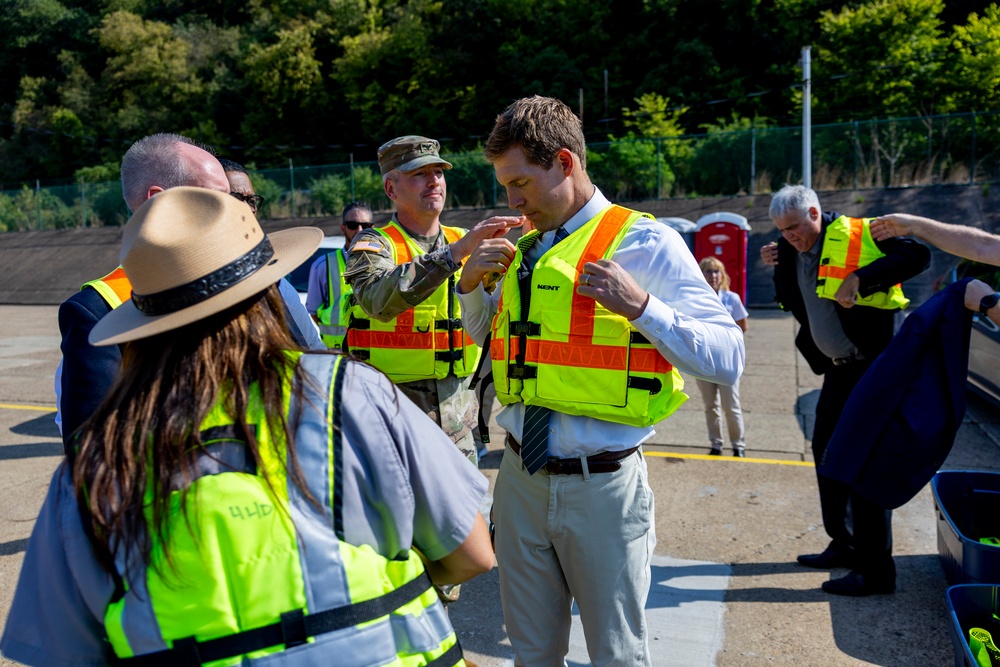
[10, 412, 60, 438]
[0, 441, 63, 460]
[0, 538, 29, 556]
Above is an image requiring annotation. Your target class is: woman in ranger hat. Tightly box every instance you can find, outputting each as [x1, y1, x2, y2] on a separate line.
[0, 187, 492, 667]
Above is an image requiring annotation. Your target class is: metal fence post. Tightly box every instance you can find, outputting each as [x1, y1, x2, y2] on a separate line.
[35, 179, 41, 230]
[970, 111, 977, 185]
[289, 158, 295, 219]
[656, 138, 662, 199]
[853, 120, 858, 190]
[80, 178, 86, 228]
[350, 153, 355, 200]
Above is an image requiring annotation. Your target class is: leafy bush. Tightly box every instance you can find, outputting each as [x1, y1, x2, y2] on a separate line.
[588, 137, 675, 201]
[307, 167, 383, 216]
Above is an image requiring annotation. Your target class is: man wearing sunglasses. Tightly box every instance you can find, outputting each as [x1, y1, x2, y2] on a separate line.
[220, 158, 265, 214]
[305, 201, 373, 348]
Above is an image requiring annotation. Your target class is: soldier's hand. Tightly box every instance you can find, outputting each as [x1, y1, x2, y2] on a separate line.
[871, 214, 918, 241]
[577, 259, 649, 321]
[457, 238, 517, 294]
[760, 242, 779, 266]
[450, 216, 523, 263]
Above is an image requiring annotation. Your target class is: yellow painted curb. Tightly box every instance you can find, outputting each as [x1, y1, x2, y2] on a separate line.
[0, 403, 57, 413]
[644, 450, 815, 467]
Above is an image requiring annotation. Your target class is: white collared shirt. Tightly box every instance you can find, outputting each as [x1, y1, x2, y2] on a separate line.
[458, 188, 745, 457]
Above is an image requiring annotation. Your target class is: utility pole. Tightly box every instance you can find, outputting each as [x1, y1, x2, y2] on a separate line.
[578, 88, 584, 124]
[603, 69, 609, 118]
[801, 46, 812, 188]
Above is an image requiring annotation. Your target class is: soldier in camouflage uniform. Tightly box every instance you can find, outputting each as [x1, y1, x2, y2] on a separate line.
[343, 136, 520, 467]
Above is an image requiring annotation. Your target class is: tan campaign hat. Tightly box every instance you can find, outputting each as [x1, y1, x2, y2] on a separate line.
[377, 135, 453, 175]
[89, 187, 322, 346]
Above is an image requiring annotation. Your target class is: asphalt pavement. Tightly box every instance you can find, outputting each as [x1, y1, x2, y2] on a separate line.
[2, 304, 999, 667]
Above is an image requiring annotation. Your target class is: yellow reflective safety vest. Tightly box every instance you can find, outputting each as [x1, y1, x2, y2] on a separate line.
[82, 266, 132, 309]
[317, 248, 351, 349]
[490, 205, 687, 427]
[346, 220, 481, 383]
[102, 353, 464, 667]
[817, 216, 909, 310]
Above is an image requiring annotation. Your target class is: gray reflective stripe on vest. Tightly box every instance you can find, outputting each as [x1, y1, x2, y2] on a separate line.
[111, 355, 455, 664]
[289, 355, 454, 662]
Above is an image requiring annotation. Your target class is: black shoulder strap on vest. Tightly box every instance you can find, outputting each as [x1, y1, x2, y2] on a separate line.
[467, 333, 494, 445]
[113, 570, 462, 667]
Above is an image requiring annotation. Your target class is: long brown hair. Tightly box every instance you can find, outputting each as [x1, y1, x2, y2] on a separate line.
[73, 285, 317, 578]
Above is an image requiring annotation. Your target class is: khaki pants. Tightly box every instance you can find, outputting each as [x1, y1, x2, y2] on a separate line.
[695, 377, 745, 451]
[493, 441, 655, 667]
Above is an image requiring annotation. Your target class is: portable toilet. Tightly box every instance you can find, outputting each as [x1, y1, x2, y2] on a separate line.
[694, 212, 752, 304]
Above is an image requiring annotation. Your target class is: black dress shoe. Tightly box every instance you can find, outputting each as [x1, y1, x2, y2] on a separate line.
[732, 448, 746, 458]
[709, 447, 722, 456]
[821, 571, 895, 596]
[797, 544, 855, 569]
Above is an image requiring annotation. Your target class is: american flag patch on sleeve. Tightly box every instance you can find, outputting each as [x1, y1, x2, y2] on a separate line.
[352, 241, 384, 253]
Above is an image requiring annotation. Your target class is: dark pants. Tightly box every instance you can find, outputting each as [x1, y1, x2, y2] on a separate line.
[812, 360, 895, 580]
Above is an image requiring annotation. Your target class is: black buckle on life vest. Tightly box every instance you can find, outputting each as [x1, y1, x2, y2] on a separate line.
[510, 321, 540, 336]
[435, 350, 464, 362]
[628, 376, 662, 394]
[170, 637, 202, 666]
[280, 609, 307, 649]
[820, 257, 830, 265]
[630, 331, 651, 345]
[508, 365, 537, 380]
[352, 350, 371, 361]
[816, 279, 826, 287]
[435, 318, 463, 330]
[348, 316, 370, 330]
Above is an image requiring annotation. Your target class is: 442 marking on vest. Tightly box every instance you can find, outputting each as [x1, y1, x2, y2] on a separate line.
[229, 502, 273, 520]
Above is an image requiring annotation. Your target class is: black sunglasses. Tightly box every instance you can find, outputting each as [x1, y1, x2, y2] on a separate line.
[344, 220, 374, 230]
[230, 191, 265, 211]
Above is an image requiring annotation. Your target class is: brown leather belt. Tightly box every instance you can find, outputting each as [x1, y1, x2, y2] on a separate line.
[507, 434, 638, 475]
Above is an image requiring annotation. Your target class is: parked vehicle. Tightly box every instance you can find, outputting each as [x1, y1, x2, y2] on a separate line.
[939, 259, 1000, 407]
[284, 235, 346, 307]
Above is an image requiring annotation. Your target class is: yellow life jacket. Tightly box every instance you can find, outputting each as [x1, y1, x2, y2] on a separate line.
[82, 266, 132, 309]
[103, 353, 464, 667]
[316, 248, 351, 349]
[490, 205, 687, 427]
[817, 216, 909, 310]
[346, 220, 481, 383]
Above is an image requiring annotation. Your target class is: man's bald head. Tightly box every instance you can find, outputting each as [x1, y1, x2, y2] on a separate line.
[120, 133, 229, 212]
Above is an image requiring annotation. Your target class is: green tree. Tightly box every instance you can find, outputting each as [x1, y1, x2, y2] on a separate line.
[588, 137, 674, 201]
[948, 4, 1000, 112]
[814, 0, 951, 120]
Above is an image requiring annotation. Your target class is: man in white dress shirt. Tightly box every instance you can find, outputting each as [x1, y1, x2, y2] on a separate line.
[457, 95, 745, 666]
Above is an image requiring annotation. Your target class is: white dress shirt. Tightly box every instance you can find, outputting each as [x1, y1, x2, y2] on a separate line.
[457, 188, 745, 458]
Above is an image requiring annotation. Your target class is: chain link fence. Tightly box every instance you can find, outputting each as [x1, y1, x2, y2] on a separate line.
[3, 110, 998, 232]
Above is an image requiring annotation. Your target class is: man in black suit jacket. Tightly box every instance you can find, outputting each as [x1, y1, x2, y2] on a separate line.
[57, 133, 321, 453]
[761, 184, 930, 596]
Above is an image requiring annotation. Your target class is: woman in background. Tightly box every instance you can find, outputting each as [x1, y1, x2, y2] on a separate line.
[696, 256, 749, 457]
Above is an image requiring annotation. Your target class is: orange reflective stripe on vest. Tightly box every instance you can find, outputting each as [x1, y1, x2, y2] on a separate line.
[817, 217, 865, 281]
[83, 266, 133, 310]
[345, 221, 480, 382]
[381, 225, 462, 263]
[491, 204, 687, 427]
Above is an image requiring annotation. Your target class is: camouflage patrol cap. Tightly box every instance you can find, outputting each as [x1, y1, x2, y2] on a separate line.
[377, 135, 453, 175]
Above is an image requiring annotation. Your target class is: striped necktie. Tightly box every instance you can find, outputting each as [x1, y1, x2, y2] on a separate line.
[519, 224, 570, 475]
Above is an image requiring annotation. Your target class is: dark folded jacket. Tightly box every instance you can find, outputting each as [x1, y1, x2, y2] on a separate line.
[819, 278, 974, 509]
